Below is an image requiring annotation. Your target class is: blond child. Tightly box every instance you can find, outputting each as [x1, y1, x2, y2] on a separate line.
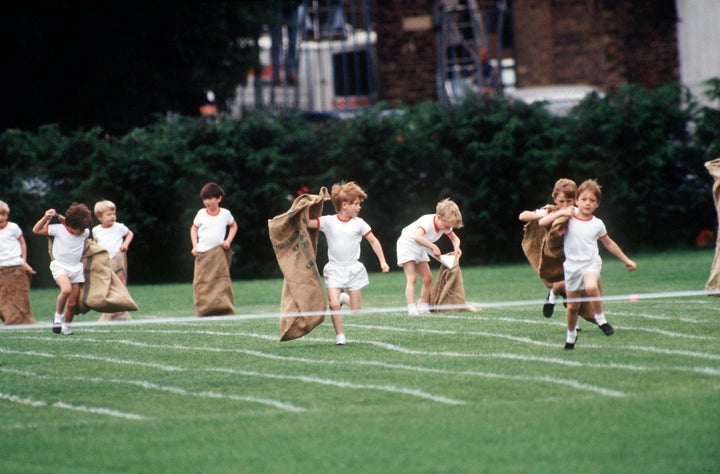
[92, 200, 134, 284]
[33, 203, 93, 335]
[396, 198, 463, 315]
[307, 181, 390, 345]
[0, 200, 36, 325]
[539, 179, 637, 349]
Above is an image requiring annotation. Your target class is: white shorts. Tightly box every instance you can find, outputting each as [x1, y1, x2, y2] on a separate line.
[323, 261, 369, 290]
[50, 260, 85, 284]
[563, 256, 602, 292]
[396, 239, 430, 267]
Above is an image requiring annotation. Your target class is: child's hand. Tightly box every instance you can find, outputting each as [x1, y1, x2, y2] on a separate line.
[625, 259, 637, 271]
[24, 263, 36, 274]
[222, 240, 231, 250]
[380, 262, 390, 273]
[45, 209, 56, 220]
[432, 245, 441, 258]
[453, 248, 462, 257]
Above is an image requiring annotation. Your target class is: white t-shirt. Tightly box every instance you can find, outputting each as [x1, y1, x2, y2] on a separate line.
[92, 222, 130, 258]
[398, 214, 452, 247]
[0, 222, 25, 267]
[48, 223, 89, 265]
[317, 214, 371, 264]
[193, 208, 234, 252]
[563, 210, 607, 262]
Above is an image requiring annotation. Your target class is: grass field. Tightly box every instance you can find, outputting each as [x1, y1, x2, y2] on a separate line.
[2, 249, 719, 473]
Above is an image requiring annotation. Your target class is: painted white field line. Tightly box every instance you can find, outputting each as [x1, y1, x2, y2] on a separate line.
[3, 338, 464, 406]
[3, 289, 716, 334]
[0, 391, 145, 420]
[2, 368, 305, 413]
[0, 347, 184, 372]
[204, 367, 465, 405]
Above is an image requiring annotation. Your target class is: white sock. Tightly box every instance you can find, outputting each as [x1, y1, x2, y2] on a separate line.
[566, 329, 577, 343]
[595, 313, 607, 325]
[54, 313, 63, 323]
[418, 302, 430, 313]
[407, 304, 418, 315]
[548, 292, 557, 304]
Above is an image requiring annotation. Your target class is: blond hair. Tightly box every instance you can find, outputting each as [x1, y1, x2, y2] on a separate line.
[0, 200, 9, 215]
[436, 198, 463, 228]
[330, 181, 367, 213]
[93, 200, 116, 218]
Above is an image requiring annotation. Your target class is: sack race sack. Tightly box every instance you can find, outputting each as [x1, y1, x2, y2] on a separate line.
[430, 254, 477, 311]
[705, 158, 720, 294]
[77, 240, 139, 314]
[0, 266, 36, 325]
[539, 215, 569, 283]
[193, 245, 235, 316]
[268, 188, 330, 341]
[98, 251, 132, 321]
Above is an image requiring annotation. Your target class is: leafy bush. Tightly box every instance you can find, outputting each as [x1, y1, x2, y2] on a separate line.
[1, 81, 718, 285]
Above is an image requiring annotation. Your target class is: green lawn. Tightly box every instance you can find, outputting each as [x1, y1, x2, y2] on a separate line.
[2, 249, 718, 473]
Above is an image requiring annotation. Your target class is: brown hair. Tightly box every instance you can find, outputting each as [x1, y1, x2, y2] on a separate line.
[200, 182, 225, 199]
[330, 181, 367, 213]
[576, 179, 602, 203]
[436, 198, 463, 228]
[64, 202, 93, 230]
[551, 178, 577, 201]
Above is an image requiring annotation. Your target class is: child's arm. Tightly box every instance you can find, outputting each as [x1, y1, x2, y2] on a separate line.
[413, 228, 442, 258]
[599, 235, 637, 271]
[222, 221, 238, 250]
[446, 231, 462, 256]
[306, 216, 319, 229]
[364, 232, 390, 273]
[18, 234, 36, 274]
[32, 209, 56, 235]
[120, 229, 134, 252]
[519, 210, 541, 222]
[190, 224, 199, 256]
[538, 207, 572, 227]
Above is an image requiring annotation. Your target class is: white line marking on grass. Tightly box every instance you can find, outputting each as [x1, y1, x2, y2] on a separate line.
[0, 346, 184, 371]
[0, 392, 145, 420]
[204, 367, 466, 405]
[3, 368, 307, 413]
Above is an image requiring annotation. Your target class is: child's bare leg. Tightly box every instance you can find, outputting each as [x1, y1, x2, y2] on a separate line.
[564, 290, 581, 349]
[54, 275, 72, 317]
[416, 261, 433, 304]
[584, 273, 613, 334]
[327, 287, 343, 335]
[402, 262, 418, 305]
[64, 283, 80, 323]
[347, 289, 362, 310]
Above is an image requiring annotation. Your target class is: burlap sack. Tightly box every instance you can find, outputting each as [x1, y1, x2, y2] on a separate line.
[193, 245, 235, 316]
[0, 266, 36, 325]
[77, 240, 139, 314]
[268, 188, 330, 341]
[98, 251, 131, 321]
[430, 254, 476, 312]
[538, 215, 568, 283]
[705, 158, 720, 293]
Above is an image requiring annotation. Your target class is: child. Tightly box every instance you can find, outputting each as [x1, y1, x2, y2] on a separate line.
[92, 200, 134, 284]
[92, 200, 134, 321]
[539, 179, 637, 349]
[190, 182, 238, 316]
[0, 200, 36, 325]
[396, 198, 463, 315]
[519, 178, 577, 318]
[33, 203, 93, 335]
[307, 181, 390, 345]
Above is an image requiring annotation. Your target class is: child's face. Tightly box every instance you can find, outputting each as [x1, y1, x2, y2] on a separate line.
[575, 190, 599, 216]
[554, 194, 575, 208]
[203, 196, 222, 213]
[340, 199, 362, 218]
[99, 209, 116, 226]
[0, 211, 7, 225]
[435, 215, 453, 231]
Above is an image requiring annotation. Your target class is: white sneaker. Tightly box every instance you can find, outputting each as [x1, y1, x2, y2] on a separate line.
[339, 292, 350, 307]
[418, 303, 431, 315]
[61, 325, 73, 335]
[335, 334, 346, 345]
[407, 304, 419, 316]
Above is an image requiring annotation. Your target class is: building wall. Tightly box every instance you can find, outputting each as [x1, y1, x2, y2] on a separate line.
[512, 0, 678, 90]
[676, 0, 720, 106]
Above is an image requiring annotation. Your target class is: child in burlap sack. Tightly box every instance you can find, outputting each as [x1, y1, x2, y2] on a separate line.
[92, 200, 134, 321]
[32, 203, 93, 335]
[190, 182, 237, 316]
[396, 198, 463, 315]
[539, 179, 637, 350]
[0, 200, 36, 325]
[307, 181, 390, 345]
